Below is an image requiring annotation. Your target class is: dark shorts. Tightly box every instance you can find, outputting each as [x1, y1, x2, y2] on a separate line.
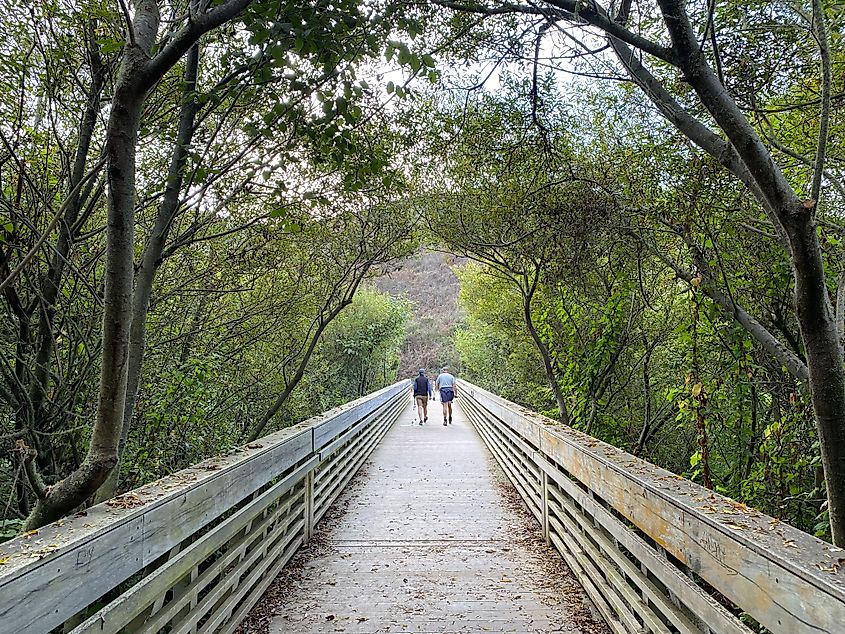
[440, 388, 454, 403]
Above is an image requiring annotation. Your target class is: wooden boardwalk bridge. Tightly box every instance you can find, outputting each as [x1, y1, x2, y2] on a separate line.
[250, 398, 597, 633]
[1, 381, 844, 633]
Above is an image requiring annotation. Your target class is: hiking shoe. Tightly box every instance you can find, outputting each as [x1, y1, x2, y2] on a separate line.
[443, 419, 448, 426]
[449, 417, 453, 425]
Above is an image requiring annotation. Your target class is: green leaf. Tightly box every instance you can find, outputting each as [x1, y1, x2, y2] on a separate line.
[99, 39, 125, 54]
[689, 451, 701, 467]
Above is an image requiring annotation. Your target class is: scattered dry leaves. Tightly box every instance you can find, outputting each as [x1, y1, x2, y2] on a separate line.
[106, 494, 145, 509]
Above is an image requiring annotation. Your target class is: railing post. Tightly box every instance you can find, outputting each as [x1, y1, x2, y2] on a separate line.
[541, 470, 550, 546]
[303, 469, 315, 541]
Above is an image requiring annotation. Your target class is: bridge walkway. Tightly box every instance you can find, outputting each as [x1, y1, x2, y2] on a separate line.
[3, 380, 841, 634]
[249, 396, 604, 633]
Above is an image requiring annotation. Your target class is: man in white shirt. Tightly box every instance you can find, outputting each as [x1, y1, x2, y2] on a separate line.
[435, 367, 457, 426]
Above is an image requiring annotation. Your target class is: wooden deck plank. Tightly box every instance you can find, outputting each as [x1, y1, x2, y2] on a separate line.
[252, 396, 607, 634]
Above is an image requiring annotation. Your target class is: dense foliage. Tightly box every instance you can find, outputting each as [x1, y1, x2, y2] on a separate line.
[3, 0, 845, 549]
[419, 73, 832, 540]
[0, 0, 417, 533]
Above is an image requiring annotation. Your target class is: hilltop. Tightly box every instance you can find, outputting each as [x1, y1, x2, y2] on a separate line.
[373, 250, 465, 378]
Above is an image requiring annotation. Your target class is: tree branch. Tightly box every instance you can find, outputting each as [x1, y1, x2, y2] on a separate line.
[810, 0, 831, 206]
[15, 440, 47, 501]
[647, 242, 809, 382]
[141, 0, 254, 92]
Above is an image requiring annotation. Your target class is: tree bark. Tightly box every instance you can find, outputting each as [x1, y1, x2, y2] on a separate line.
[94, 35, 202, 503]
[24, 54, 146, 529]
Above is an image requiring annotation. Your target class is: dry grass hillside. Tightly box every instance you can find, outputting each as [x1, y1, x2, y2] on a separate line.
[373, 250, 465, 379]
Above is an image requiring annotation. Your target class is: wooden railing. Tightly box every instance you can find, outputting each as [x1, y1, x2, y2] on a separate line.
[0, 381, 408, 634]
[460, 380, 845, 634]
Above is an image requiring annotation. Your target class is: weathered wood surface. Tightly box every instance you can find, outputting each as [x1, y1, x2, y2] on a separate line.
[461, 381, 845, 634]
[0, 381, 408, 634]
[256, 396, 607, 633]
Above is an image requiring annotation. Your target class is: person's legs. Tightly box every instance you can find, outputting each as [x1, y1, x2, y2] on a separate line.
[441, 388, 454, 425]
[422, 397, 428, 422]
[416, 397, 425, 423]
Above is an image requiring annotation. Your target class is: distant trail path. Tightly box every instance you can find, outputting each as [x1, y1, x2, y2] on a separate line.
[246, 396, 608, 634]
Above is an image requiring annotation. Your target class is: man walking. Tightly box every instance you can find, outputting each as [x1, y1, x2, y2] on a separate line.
[413, 368, 432, 425]
[436, 367, 457, 426]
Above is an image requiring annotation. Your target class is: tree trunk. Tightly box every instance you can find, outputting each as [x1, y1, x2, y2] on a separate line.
[21, 0, 255, 530]
[94, 37, 201, 503]
[246, 298, 354, 442]
[24, 53, 147, 530]
[521, 277, 570, 425]
[784, 214, 845, 545]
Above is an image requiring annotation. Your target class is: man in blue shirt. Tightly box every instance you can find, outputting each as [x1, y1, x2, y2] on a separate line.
[435, 367, 457, 426]
[412, 368, 432, 425]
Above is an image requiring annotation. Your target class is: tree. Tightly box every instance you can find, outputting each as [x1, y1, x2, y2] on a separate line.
[309, 289, 409, 402]
[420, 84, 619, 424]
[1, 0, 410, 529]
[245, 199, 417, 441]
[430, 0, 845, 545]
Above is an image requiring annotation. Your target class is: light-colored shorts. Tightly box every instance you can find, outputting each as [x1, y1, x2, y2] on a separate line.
[415, 395, 428, 405]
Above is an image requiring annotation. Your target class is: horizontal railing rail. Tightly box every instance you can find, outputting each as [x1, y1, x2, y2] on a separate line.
[0, 381, 409, 634]
[459, 380, 845, 634]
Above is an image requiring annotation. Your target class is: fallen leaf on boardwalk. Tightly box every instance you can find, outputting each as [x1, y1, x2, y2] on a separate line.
[106, 494, 144, 509]
[22, 530, 38, 538]
[0, 557, 8, 565]
[325, 614, 335, 621]
[500, 576, 512, 582]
